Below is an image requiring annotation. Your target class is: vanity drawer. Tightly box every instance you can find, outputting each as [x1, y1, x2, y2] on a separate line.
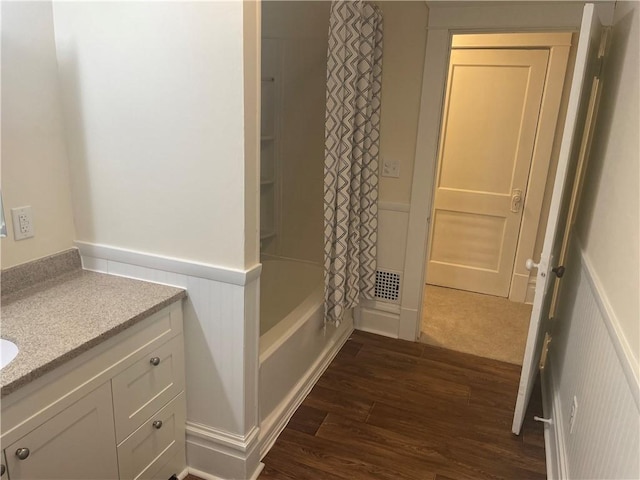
[117, 392, 185, 480]
[112, 335, 184, 443]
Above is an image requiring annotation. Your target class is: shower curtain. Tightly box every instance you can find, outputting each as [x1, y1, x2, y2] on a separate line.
[323, 0, 383, 325]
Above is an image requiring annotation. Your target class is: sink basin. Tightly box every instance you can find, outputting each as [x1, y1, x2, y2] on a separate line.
[1, 339, 18, 369]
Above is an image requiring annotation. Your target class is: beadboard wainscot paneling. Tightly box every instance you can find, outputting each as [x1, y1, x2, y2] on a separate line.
[76, 241, 264, 480]
[355, 202, 410, 338]
[545, 238, 639, 479]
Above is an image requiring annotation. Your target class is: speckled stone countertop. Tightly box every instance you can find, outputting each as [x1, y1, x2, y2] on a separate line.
[1, 257, 186, 397]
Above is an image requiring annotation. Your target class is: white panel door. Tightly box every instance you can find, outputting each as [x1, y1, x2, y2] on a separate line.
[427, 48, 549, 297]
[512, 3, 604, 434]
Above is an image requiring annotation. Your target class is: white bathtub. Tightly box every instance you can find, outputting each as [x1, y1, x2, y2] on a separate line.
[258, 259, 353, 456]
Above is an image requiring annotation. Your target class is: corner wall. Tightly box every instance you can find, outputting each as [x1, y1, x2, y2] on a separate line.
[53, 3, 263, 478]
[0, 1, 76, 268]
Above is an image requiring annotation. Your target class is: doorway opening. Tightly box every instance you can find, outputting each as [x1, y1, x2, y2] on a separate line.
[419, 32, 576, 364]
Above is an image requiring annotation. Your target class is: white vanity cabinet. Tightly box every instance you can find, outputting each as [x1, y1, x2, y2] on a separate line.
[0, 301, 186, 480]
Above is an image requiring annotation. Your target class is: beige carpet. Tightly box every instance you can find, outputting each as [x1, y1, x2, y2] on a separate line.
[420, 285, 532, 365]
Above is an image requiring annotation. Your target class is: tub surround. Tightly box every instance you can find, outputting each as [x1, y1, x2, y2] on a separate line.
[1, 248, 186, 396]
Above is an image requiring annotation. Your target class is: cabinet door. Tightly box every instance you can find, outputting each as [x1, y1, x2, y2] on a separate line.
[6, 382, 118, 480]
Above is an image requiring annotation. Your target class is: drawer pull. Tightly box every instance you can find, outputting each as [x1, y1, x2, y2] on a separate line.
[15, 448, 30, 460]
[150, 357, 160, 366]
[152, 420, 163, 429]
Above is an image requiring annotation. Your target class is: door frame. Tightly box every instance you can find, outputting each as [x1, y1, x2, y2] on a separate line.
[424, 32, 573, 302]
[396, 2, 595, 341]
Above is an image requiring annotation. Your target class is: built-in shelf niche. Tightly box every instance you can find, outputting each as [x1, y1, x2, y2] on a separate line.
[260, 39, 279, 252]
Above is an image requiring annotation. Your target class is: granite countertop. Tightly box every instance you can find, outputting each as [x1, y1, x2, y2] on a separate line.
[1, 265, 186, 397]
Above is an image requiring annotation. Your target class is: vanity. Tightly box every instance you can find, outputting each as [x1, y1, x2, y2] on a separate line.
[0, 250, 188, 480]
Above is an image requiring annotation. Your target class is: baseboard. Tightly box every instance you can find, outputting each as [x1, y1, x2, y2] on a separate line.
[75, 240, 261, 286]
[541, 365, 568, 480]
[186, 464, 264, 480]
[186, 424, 261, 480]
[177, 467, 190, 480]
[258, 322, 353, 458]
[355, 306, 399, 338]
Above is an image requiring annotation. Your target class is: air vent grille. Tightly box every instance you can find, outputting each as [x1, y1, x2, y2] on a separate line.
[374, 269, 401, 303]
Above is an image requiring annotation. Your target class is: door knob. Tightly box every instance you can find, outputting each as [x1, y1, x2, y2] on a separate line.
[525, 259, 539, 271]
[15, 448, 30, 460]
[511, 189, 523, 213]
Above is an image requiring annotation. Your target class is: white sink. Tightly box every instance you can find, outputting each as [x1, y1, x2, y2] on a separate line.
[1, 338, 18, 369]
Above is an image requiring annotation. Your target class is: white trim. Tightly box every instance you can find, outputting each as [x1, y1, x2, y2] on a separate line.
[185, 423, 262, 480]
[75, 241, 261, 286]
[354, 306, 399, 339]
[378, 201, 410, 213]
[542, 364, 569, 480]
[577, 242, 640, 408]
[186, 464, 265, 480]
[186, 423, 260, 455]
[258, 323, 353, 457]
[177, 467, 190, 480]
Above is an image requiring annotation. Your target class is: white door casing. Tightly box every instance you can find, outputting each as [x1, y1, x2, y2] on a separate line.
[426, 48, 550, 297]
[512, 3, 604, 434]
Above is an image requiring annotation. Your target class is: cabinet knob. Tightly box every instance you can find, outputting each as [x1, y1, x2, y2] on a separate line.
[152, 420, 163, 429]
[15, 448, 30, 460]
[1, 464, 6, 476]
[149, 357, 160, 366]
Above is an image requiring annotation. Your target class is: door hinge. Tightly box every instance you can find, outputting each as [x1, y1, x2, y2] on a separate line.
[539, 332, 552, 371]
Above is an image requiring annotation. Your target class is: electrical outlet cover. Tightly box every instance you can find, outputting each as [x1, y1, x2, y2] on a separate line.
[11, 206, 34, 240]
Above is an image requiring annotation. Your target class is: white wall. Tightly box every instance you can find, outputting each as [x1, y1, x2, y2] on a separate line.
[1, 1, 76, 269]
[575, 0, 639, 364]
[53, 1, 249, 270]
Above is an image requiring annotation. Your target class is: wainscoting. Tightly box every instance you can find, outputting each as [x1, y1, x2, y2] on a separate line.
[76, 241, 263, 480]
[356, 202, 410, 338]
[544, 239, 639, 479]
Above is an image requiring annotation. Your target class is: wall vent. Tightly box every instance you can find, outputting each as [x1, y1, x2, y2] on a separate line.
[374, 269, 402, 304]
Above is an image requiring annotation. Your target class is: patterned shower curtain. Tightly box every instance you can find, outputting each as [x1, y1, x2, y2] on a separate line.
[324, 0, 383, 325]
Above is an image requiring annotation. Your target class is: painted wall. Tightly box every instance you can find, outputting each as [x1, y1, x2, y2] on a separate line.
[575, 0, 639, 364]
[0, 1, 76, 269]
[377, 1, 429, 206]
[53, 1, 249, 269]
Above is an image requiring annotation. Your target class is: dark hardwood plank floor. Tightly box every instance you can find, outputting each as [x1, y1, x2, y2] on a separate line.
[259, 330, 546, 480]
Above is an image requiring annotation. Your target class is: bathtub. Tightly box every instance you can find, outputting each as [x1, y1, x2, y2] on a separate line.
[258, 259, 353, 456]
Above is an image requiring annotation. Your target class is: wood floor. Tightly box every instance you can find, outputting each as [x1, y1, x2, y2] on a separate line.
[258, 330, 546, 480]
